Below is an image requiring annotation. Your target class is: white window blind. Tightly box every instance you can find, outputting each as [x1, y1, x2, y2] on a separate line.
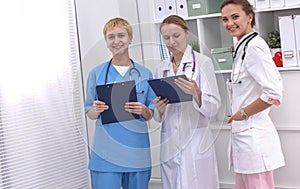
[0, 0, 90, 188]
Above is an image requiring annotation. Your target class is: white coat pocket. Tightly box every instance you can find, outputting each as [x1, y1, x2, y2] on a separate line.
[231, 118, 254, 134]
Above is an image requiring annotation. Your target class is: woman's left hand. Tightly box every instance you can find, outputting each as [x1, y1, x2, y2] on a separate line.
[125, 102, 152, 121]
[175, 77, 202, 106]
[124, 102, 146, 115]
[175, 77, 197, 95]
[227, 111, 243, 124]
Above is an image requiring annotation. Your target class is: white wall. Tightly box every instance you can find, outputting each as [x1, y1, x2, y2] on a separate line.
[75, 0, 119, 82]
[75, 0, 120, 157]
[270, 71, 300, 188]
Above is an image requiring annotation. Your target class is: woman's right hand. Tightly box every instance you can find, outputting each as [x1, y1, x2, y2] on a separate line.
[87, 100, 109, 120]
[93, 100, 109, 114]
[154, 96, 169, 115]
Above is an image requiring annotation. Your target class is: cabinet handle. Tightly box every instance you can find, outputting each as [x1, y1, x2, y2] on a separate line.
[192, 3, 201, 9]
[218, 58, 227, 63]
[283, 51, 294, 58]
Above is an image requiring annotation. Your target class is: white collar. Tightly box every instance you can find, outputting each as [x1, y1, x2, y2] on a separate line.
[163, 45, 194, 71]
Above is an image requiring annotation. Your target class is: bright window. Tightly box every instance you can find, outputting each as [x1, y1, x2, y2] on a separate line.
[0, 0, 90, 188]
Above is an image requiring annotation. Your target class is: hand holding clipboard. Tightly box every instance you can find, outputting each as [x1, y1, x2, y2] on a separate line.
[148, 75, 193, 103]
[96, 80, 139, 124]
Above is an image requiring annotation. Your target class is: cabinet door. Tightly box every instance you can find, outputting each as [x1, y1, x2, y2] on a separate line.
[154, 0, 167, 21]
[165, 0, 177, 16]
[270, 0, 285, 8]
[176, 0, 189, 18]
[285, 0, 300, 6]
[255, 0, 270, 9]
[279, 16, 298, 67]
[294, 15, 300, 66]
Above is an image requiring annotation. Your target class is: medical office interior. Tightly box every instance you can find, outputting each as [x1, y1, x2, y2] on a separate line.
[1, 0, 300, 188]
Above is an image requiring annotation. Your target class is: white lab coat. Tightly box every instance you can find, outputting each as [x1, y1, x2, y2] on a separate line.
[153, 45, 221, 189]
[228, 32, 285, 174]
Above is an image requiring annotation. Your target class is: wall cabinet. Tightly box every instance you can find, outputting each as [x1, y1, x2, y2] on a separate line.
[153, 4, 300, 71]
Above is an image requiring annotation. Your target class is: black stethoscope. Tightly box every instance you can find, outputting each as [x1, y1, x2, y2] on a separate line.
[230, 32, 258, 84]
[105, 58, 144, 94]
[163, 48, 196, 78]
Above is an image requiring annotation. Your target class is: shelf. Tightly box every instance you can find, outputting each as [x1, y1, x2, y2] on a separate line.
[215, 66, 300, 74]
[184, 13, 221, 20]
[255, 5, 300, 13]
[277, 66, 300, 71]
[215, 70, 232, 74]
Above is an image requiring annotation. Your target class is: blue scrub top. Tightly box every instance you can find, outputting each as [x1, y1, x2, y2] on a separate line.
[84, 60, 156, 172]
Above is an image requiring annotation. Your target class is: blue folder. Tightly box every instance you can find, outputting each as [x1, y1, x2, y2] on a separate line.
[96, 80, 139, 124]
[148, 75, 192, 103]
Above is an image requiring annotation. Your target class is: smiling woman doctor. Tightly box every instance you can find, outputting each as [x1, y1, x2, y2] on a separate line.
[153, 15, 221, 189]
[221, 0, 285, 188]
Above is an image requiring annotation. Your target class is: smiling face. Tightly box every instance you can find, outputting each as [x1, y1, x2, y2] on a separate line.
[105, 27, 132, 56]
[161, 23, 189, 56]
[221, 3, 253, 41]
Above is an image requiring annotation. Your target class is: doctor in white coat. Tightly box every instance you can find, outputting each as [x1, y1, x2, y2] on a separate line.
[153, 15, 221, 189]
[221, 0, 285, 188]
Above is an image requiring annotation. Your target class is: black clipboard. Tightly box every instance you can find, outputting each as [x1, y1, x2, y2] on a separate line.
[148, 75, 192, 103]
[96, 80, 139, 124]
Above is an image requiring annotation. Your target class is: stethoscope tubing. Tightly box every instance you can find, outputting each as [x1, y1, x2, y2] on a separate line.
[105, 58, 144, 93]
[164, 48, 196, 78]
[231, 32, 258, 84]
[186, 48, 196, 72]
[183, 48, 196, 73]
[233, 32, 258, 60]
[227, 32, 258, 116]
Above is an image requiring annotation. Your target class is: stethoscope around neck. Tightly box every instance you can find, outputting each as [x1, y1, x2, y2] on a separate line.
[230, 32, 258, 84]
[165, 48, 196, 78]
[105, 58, 144, 94]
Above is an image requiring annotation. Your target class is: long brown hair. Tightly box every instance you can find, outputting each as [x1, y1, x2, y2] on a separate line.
[160, 15, 189, 32]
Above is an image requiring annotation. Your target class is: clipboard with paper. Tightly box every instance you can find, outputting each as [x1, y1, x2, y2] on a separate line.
[148, 75, 192, 103]
[96, 80, 139, 124]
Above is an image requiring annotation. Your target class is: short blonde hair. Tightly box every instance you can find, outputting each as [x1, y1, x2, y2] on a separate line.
[103, 17, 133, 39]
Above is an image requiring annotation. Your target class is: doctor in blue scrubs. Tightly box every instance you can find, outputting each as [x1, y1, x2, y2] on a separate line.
[84, 17, 156, 189]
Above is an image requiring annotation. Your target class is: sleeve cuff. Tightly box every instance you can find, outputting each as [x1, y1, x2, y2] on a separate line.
[153, 108, 163, 123]
[261, 95, 281, 106]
